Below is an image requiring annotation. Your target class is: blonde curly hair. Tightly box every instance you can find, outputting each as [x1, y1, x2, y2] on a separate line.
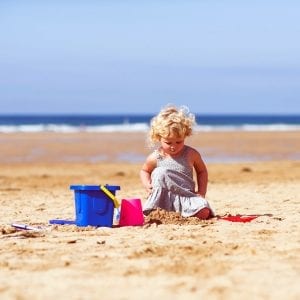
[149, 104, 196, 145]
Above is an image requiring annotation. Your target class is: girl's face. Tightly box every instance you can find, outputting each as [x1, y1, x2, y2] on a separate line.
[160, 136, 185, 156]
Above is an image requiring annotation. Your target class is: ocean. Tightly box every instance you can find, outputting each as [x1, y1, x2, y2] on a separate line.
[0, 114, 300, 133]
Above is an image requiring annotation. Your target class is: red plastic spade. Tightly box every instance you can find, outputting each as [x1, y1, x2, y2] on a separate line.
[219, 215, 258, 223]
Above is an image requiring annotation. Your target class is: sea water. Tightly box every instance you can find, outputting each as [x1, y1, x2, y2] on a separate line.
[0, 114, 299, 133]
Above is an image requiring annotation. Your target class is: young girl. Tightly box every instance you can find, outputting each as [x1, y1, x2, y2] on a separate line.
[140, 105, 214, 220]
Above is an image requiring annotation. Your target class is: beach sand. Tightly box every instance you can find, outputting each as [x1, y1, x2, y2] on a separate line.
[0, 131, 299, 299]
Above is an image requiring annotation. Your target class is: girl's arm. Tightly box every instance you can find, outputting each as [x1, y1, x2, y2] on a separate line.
[191, 149, 208, 198]
[140, 153, 157, 193]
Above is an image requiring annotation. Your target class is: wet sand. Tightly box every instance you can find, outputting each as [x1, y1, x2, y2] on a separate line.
[0, 131, 299, 299]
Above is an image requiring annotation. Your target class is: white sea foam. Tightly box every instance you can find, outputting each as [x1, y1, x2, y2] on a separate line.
[0, 123, 150, 133]
[84, 123, 149, 132]
[0, 123, 300, 133]
[194, 124, 300, 132]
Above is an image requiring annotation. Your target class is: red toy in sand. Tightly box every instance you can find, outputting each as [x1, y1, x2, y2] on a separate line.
[218, 215, 258, 223]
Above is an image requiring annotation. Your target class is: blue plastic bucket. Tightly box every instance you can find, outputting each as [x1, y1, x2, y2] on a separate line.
[70, 185, 120, 227]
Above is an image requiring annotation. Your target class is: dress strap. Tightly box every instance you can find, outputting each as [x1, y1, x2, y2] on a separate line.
[154, 149, 163, 160]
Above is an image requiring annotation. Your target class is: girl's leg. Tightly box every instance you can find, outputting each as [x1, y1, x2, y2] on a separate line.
[194, 207, 211, 220]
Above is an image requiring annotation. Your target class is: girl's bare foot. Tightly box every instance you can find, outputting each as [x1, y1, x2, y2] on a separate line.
[194, 207, 211, 220]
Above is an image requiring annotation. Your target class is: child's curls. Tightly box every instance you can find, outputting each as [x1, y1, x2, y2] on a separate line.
[148, 104, 196, 145]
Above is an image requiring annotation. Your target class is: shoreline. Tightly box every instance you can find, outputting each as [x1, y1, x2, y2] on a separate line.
[1, 131, 299, 164]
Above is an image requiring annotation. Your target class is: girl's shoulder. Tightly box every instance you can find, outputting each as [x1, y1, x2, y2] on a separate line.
[184, 145, 202, 160]
[146, 149, 162, 162]
[142, 151, 158, 172]
[184, 145, 199, 155]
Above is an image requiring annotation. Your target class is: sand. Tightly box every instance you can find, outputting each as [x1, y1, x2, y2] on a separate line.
[0, 131, 299, 300]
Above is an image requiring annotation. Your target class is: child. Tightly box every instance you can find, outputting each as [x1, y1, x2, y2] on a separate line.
[140, 104, 214, 220]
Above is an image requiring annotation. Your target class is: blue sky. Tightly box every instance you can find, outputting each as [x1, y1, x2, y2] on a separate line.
[0, 0, 300, 114]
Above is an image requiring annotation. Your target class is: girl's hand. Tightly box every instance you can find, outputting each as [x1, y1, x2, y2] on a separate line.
[197, 192, 205, 199]
[146, 183, 153, 196]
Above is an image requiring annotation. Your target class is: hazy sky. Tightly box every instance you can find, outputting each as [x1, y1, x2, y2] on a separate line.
[1, 0, 300, 114]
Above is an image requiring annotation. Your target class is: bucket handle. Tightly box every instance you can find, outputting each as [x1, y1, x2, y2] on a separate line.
[100, 185, 120, 208]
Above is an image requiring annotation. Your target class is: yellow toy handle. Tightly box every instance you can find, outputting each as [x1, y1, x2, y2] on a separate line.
[100, 185, 120, 208]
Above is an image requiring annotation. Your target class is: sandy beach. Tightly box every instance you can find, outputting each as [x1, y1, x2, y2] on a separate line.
[0, 131, 299, 299]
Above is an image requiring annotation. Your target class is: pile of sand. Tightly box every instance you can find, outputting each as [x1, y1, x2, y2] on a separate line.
[144, 208, 211, 225]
